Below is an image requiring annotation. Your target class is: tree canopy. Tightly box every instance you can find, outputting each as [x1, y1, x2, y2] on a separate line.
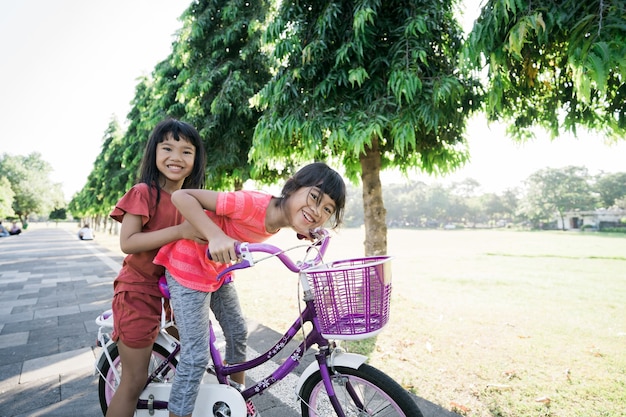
[463, 0, 626, 141]
[0, 153, 65, 223]
[252, 0, 481, 254]
[0, 176, 14, 219]
[62, 0, 626, 252]
[165, 0, 274, 189]
[595, 171, 626, 208]
[346, 167, 626, 230]
[519, 166, 597, 229]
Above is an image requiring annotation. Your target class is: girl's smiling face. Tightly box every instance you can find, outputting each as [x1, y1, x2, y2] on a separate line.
[286, 186, 336, 236]
[156, 133, 196, 191]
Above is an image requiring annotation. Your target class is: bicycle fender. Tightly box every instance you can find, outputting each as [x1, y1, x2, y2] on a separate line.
[94, 333, 178, 376]
[294, 352, 368, 395]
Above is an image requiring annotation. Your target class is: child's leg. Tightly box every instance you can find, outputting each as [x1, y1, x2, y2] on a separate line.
[105, 342, 155, 417]
[211, 282, 247, 385]
[165, 272, 212, 416]
[107, 291, 162, 417]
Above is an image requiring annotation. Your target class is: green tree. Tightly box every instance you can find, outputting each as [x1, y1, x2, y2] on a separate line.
[383, 182, 428, 228]
[401, 182, 430, 226]
[463, 0, 626, 141]
[0, 153, 64, 223]
[480, 192, 507, 226]
[122, 77, 166, 190]
[170, 0, 273, 189]
[49, 207, 67, 223]
[500, 188, 522, 222]
[480, 189, 519, 226]
[520, 166, 597, 229]
[0, 176, 15, 219]
[421, 184, 453, 227]
[448, 178, 482, 226]
[595, 172, 626, 208]
[253, 0, 480, 255]
[69, 118, 127, 224]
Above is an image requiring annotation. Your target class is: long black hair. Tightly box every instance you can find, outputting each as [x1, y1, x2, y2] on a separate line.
[280, 162, 346, 228]
[138, 118, 206, 204]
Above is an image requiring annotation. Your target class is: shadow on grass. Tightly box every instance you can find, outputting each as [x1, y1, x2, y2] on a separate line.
[343, 336, 378, 356]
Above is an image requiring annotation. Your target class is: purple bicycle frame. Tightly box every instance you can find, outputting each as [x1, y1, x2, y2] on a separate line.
[207, 232, 336, 400]
[137, 230, 357, 416]
[210, 294, 328, 398]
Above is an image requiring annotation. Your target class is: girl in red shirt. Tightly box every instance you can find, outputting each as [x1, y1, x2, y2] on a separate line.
[105, 118, 206, 417]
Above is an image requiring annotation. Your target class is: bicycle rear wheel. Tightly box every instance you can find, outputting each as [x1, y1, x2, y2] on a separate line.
[97, 342, 177, 416]
[299, 364, 423, 417]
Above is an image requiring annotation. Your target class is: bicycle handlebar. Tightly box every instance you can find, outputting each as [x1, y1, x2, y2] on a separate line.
[209, 229, 331, 281]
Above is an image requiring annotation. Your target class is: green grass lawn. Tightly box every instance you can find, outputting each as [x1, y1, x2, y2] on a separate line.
[236, 228, 626, 417]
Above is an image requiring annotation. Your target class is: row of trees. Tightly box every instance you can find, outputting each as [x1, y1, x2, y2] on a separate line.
[2, 147, 625, 233]
[344, 167, 626, 229]
[29, 1, 626, 254]
[522, 167, 626, 230]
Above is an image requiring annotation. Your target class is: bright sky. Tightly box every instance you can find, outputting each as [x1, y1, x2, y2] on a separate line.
[385, 116, 626, 193]
[0, 0, 189, 199]
[1, 1, 624, 200]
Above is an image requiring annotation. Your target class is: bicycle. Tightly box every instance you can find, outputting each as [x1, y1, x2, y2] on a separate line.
[95, 229, 424, 416]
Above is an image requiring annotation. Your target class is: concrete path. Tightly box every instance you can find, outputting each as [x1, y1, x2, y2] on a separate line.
[0, 225, 459, 417]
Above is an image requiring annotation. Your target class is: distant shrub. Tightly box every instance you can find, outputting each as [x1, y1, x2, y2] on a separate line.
[601, 227, 626, 234]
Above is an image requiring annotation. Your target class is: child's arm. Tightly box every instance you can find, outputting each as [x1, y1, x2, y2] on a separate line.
[171, 189, 239, 264]
[119, 214, 202, 254]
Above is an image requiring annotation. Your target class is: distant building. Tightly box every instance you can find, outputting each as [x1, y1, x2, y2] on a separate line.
[558, 209, 626, 230]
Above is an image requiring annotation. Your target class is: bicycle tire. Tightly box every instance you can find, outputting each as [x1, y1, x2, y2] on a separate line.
[97, 342, 177, 416]
[299, 364, 423, 417]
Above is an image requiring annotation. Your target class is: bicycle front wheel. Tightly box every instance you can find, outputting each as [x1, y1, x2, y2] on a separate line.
[299, 364, 423, 417]
[97, 342, 177, 416]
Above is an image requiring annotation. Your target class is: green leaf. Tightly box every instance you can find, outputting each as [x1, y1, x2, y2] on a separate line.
[348, 67, 369, 87]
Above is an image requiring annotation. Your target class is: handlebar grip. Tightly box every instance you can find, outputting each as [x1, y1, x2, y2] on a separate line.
[207, 242, 249, 281]
[205, 228, 330, 275]
[206, 242, 242, 261]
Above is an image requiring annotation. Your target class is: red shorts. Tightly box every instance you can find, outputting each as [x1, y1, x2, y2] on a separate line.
[111, 291, 162, 349]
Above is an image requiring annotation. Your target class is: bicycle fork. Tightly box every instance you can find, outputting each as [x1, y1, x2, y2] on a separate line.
[296, 346, 370, 417]
[317, 357, 348, 417]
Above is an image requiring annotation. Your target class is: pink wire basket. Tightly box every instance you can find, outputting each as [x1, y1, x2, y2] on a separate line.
[305, 256, 393, 340]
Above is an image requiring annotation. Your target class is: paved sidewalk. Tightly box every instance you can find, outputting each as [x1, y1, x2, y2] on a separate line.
[0, 226, 459, 417]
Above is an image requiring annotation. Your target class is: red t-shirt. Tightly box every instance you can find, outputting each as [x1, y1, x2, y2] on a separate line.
[110, 183, 183, 297]
[154, 190, 275, 292]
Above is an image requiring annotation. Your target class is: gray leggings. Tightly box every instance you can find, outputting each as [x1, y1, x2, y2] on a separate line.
[165, 271, 248, 416]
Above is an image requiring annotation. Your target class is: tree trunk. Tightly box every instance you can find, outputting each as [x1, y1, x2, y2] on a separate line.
[360, 136, 387, 256]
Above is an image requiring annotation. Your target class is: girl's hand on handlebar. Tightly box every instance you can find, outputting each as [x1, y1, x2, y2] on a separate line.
[208, 235, 239, 264]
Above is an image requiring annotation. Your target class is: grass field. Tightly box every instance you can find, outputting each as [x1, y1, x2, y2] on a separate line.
[233, 228, 626, 417]
[59, 223, 626, 417]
